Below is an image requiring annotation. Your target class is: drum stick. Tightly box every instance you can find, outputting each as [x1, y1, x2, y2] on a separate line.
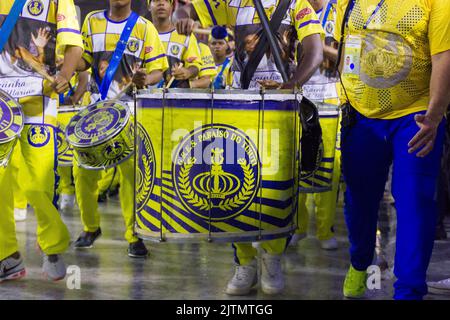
[193, 28, 211, 35]
[166, 63, 184, 89]
[111, 82, 133, 101]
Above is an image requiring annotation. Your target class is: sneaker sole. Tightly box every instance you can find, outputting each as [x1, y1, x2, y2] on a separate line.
[225, 283, 257, 296]
[0, 269, 26, 283]
[127, 252, 148, 258]
[42, 272, 66, 282]
[428, 287, 450, 295]
[261, 285, 284, 295]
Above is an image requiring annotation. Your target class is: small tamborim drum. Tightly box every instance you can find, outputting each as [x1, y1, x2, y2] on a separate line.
[0, 89, 24, 167]
[135, 89, 301, 243]
[299, 102, 339, 193]
[65, 100, 134, 170]
[56, 106, 82, 166]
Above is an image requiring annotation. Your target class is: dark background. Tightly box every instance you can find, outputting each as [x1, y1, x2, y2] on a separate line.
[74, 0, 149, 22]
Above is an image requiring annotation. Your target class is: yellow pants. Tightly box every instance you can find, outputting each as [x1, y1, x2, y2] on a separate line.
[0, 125, 70, 260]
[57, 166, 75, 195]
[296, 112, 342, 240]
[233, 238, 288, 266]
[98, 167, 119, 194]
[297, 149, 341, 240]
[73, 156, 138, 243]
[10, 143, 28, 209]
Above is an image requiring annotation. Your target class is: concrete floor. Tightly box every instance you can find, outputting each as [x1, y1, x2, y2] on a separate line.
[1, 195, 450, 300]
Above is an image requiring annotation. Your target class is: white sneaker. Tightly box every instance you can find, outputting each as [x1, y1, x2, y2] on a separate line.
[14, 208, 27, 222]
[261, 252, 284, 295]
[288, 233, 306, 247]
[225, 260, 257, 296]
[427, 278, 450, 295]
[60, 194, 75, 211]
[0, 253, 26, 282]
[42, 254, 66, 281]
[320, 237, 339, 250]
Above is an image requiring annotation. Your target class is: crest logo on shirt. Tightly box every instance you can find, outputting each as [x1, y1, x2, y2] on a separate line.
[127, 40, 139, 53]
[28, 0, 44, 16]
[325, 21, 334, 35]
[28, 125, 50, 147]
[170, 45, 180, 56]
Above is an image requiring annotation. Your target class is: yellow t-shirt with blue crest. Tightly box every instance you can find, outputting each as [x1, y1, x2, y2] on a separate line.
[0, 0, 83, 125]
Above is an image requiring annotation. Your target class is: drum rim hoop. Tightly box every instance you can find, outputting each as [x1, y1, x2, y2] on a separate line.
[0, 89, 24, 143]
[66, 102, 132, 148]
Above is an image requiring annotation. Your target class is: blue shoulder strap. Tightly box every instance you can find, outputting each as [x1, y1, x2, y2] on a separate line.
[0, 0, 27, 52]
[98, 11, 139, 100]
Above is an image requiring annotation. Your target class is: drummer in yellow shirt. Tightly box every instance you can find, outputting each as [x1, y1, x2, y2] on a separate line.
[149, 0, 201, 88]
[0, 0, 83, 282]
[74, 0, 168, 257]
[174, 0, 324, 295]
[334, 0, 450, 300]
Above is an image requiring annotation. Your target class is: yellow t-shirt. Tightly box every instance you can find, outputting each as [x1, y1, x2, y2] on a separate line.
[82, 10, 168, 101]
[159, 29, 202, 88]
[198, 42, 217, 79]
[335, 0, 450, 119]
[0, 0, 83, 125]
[192, 0, 324, 89]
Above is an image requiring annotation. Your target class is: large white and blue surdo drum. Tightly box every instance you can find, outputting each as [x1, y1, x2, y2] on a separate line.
[299, 102, 339, 193]
[0, 89, 24, 167]
[56, 106, 82, 166]
[65, 100, 134, 170]
[135, 89, 302, 242]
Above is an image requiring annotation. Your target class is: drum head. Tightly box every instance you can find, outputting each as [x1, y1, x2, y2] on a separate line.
[0, 89, 24, 143]
[56, 122, 70, 158]
[66, 100, 130, 148]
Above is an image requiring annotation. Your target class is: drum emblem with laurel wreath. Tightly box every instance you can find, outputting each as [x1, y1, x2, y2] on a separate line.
[136, 123, 155, 211]
[173, 124, 261, 221]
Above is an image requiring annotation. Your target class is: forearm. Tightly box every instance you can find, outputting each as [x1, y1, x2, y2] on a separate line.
[173, 3, 197, 22]
[323, 44, 338, 62]
[428, 50, 450, 121]
[59, 45, 83, 80]
[72, 71, 89, 103]
[187, 66, 199, 79]
[146, 70, 164, 86]
[190, 76, 211, 89]
[290, 34, 323, 87]
[76, 58, 90, 72]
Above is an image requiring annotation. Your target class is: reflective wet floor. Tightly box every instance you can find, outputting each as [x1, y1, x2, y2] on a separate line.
[1, 195, 450, 300]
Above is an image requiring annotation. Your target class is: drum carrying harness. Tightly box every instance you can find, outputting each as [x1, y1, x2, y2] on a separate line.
[0, 0, 28, 52]
[95, 11, 139, 101]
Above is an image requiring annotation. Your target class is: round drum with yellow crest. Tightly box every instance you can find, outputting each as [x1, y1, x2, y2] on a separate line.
[0, 89, 24, 167]
[65, 100, 134, 170]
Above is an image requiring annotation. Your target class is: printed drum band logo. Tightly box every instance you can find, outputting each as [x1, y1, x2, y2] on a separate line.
[127, 40, 139, 53]
[28, 0, 44, 16]
[173, 124, 261, 221]
[136, 123, 155, 211]
[28, 125, 50, 147]
[0, 101, 13, 133]
[75, 107, 120, 140]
